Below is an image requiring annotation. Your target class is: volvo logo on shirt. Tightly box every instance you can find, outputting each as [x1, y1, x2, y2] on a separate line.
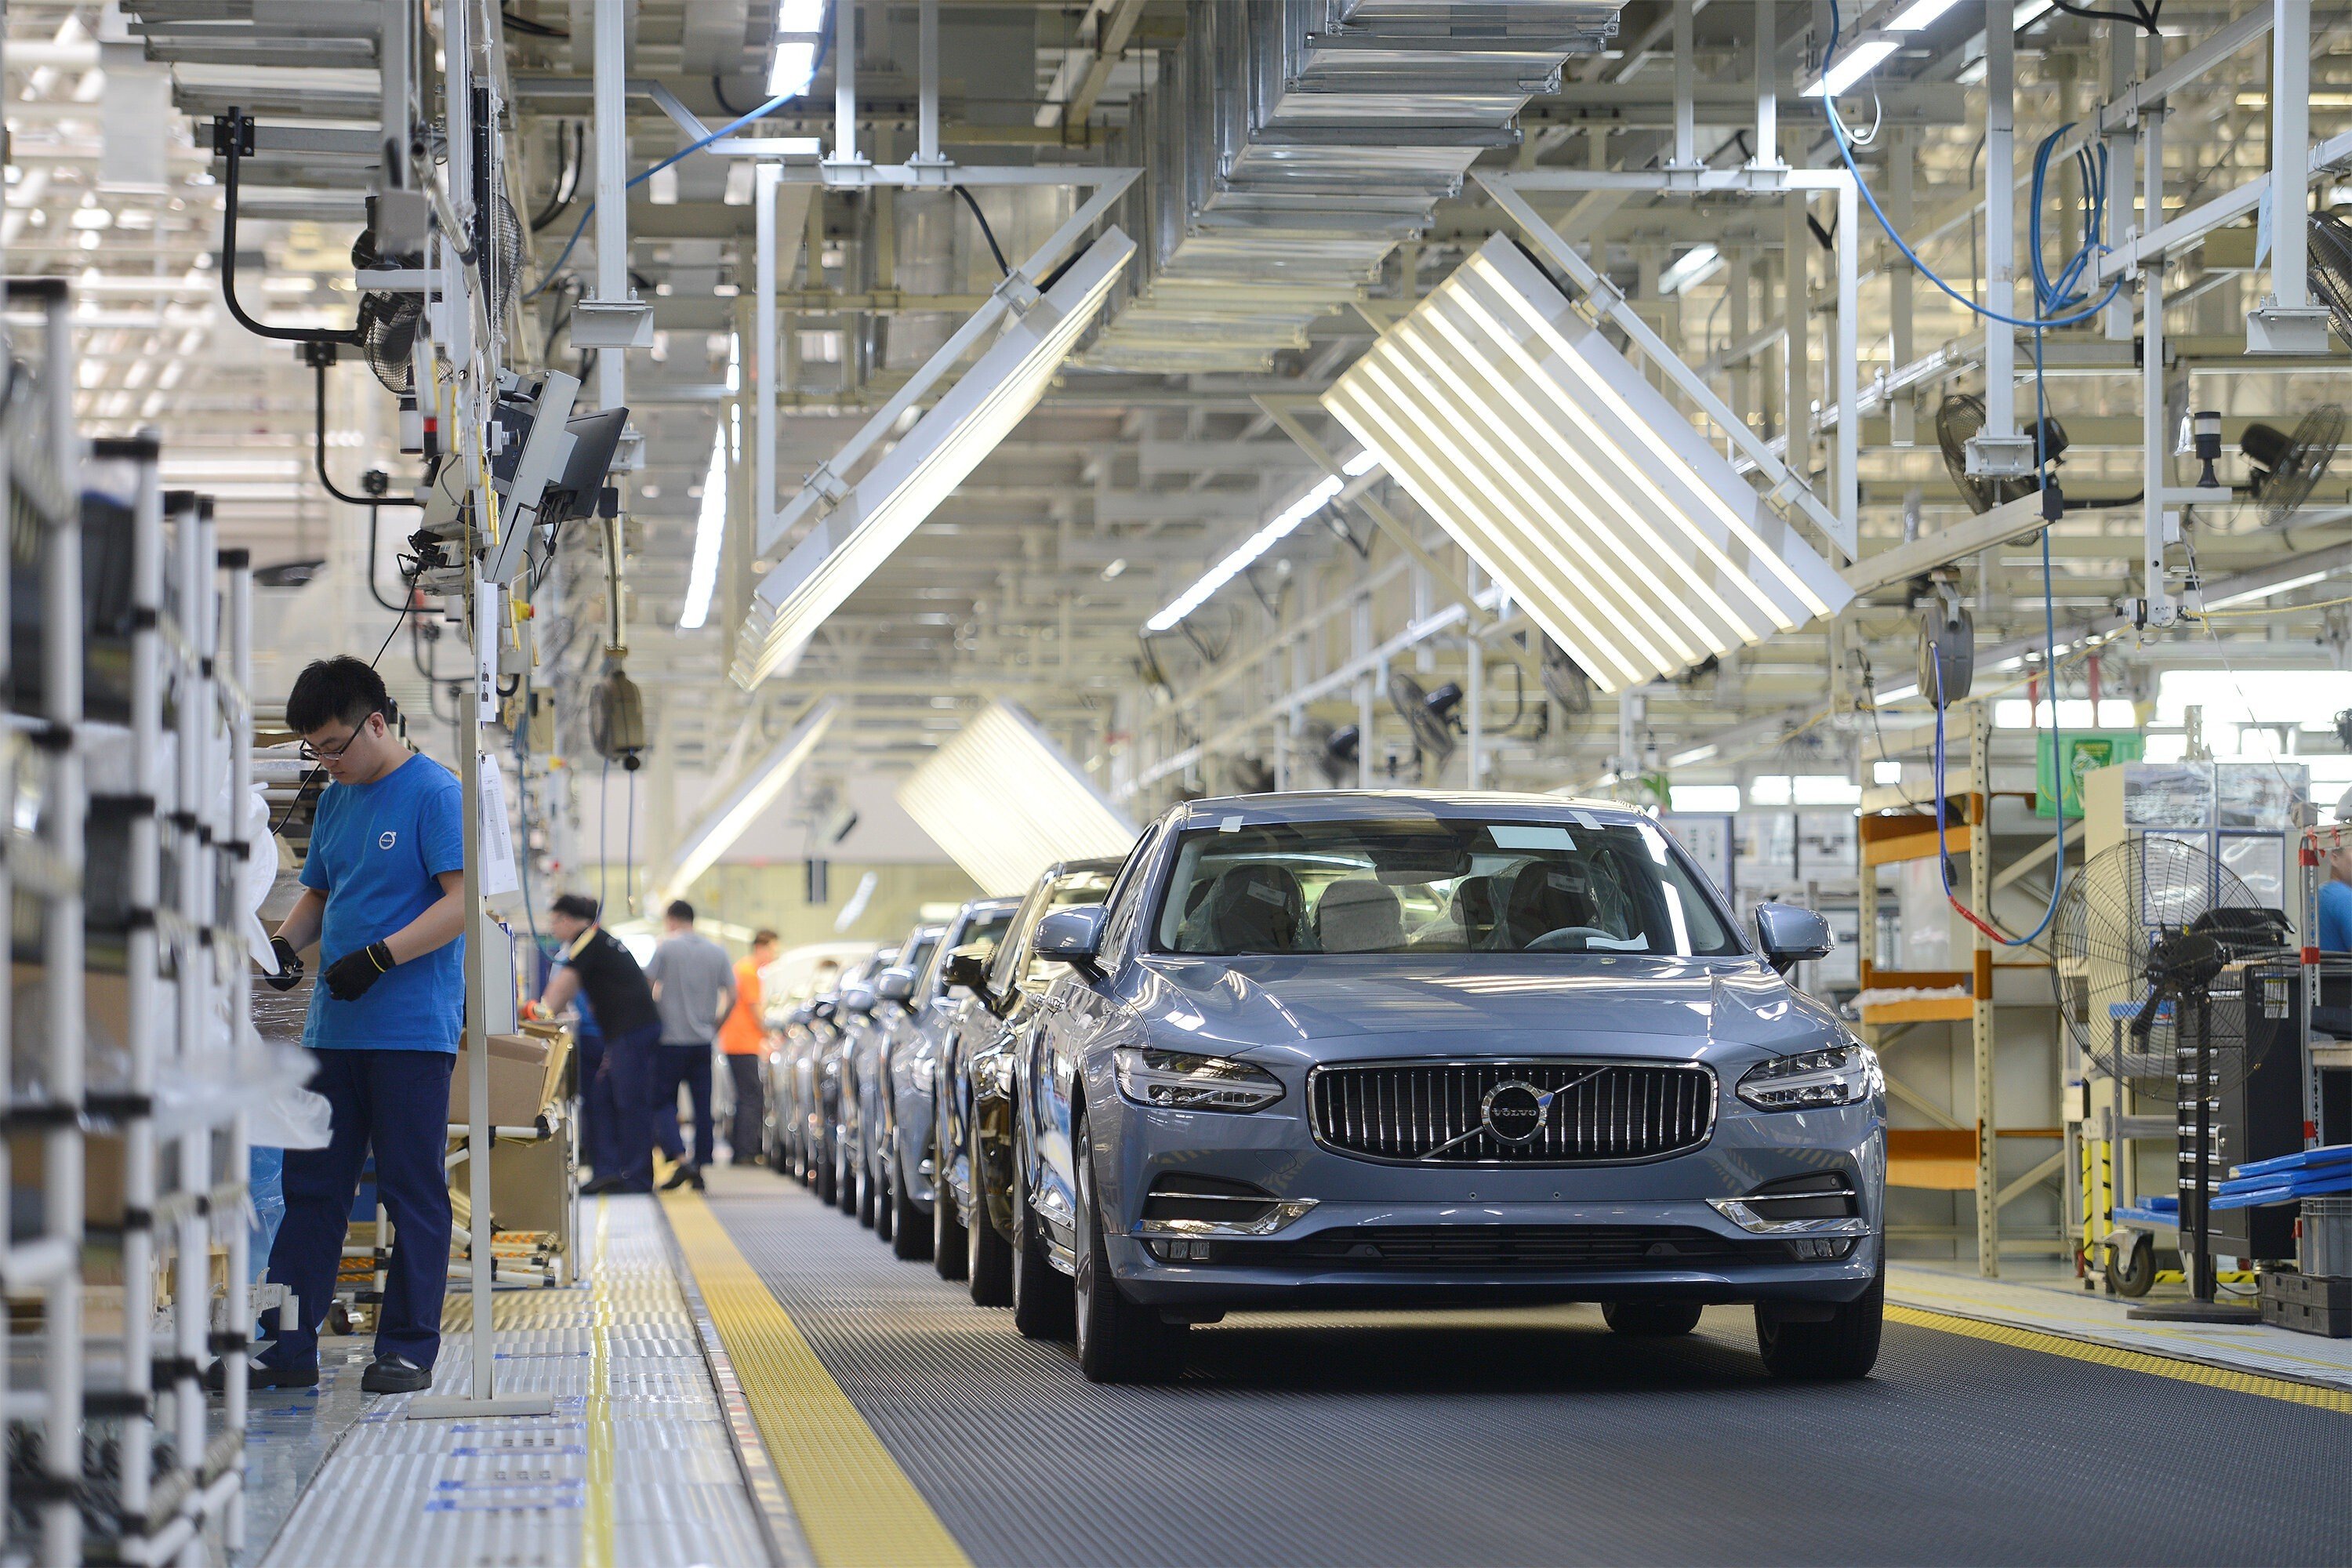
[379, 831, 397, 849]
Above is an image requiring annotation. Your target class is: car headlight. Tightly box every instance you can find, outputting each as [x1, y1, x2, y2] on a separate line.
[1736, 1043, 1880, 1112]
[1114, 1047, 1284, 1113]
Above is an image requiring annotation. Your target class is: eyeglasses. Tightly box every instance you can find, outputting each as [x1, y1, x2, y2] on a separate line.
[298, 714, 379, 763]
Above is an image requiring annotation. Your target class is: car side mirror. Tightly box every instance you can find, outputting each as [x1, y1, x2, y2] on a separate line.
[1755, 902, 1834, 977]
[874, 966, 916, 1005]
[1033, 904, 1109, 982]
[944, 947, 996, 1008]
[840, 982, 877, 1014]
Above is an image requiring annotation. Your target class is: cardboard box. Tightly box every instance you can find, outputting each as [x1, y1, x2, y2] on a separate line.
[9, 1129, 125, 1229]
[447, 1031, 566, 1128]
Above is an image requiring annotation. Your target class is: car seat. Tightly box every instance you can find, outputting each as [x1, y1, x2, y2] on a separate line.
[1312, 877, 1406, 953]
[1448, 874, 1500, 949]
[1502, 862, 1596, 948]
[1201, 863, 1304, 953]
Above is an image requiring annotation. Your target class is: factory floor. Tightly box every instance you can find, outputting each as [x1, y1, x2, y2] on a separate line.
[236, 1168, 2352, 1568]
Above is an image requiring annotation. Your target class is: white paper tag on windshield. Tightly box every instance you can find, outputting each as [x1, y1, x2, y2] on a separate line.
[1219, 815, 1244, 833]
[1491, 824, 1576, 851]
[1568, 809, 1602, 829]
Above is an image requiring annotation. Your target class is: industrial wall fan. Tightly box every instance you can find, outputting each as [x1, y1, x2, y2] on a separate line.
[1387, 673, 1462, 771]
[1936, 394, 2068, 514]
[1309, 721, 1359, 787]
[1538, 636, 1592, 716]
[2052, 837, 2292, 1316]
[1228, 753, 1276, 795]
[2307, 209, 2352, 347]
[2240, 405, 2344, 527]
[354, 195, 521, 394]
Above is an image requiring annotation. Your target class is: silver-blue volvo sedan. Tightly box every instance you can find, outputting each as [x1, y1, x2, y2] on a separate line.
[1002, 792, 1886, 1384]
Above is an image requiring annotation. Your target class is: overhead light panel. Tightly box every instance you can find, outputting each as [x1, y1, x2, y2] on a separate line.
[1886, 0, 1965, 27]
[769, 0, 826, 98]
[1323, 236, 1852, 696]
[733, 229, 1135, 686]
[897, 701, 1138, 896]
[677, 425, 727, 630]
[1802, 38, 1897, 96]
[651, 698, 839, 909]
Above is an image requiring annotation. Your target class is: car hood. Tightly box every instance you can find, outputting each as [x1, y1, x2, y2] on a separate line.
[1123, 954, 1841, 1062]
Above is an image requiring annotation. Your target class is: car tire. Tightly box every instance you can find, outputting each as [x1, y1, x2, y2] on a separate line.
[1755, 1269, 1884, 1381]
[891, 1148, 933, 1261]
[1010, 1107, 1076, 1340]
[967, 1157, 1014, 1308]
[857, 1142, 879, 1229]
[814, 1130, 837, 1206]
[873, 1146, 895, 1243]
[838, 1142, 860, 1216]
[1602, 1300, 1704, 1337]
[1072, 1107, 1185, 1384]
[934, 1117, 970, 1279]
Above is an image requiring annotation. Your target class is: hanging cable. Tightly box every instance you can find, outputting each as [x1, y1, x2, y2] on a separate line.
[529, 93, 799, 297]
[954, 185, 1011, 278]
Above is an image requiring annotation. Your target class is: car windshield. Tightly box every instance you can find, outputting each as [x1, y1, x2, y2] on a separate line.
[1151, 816, 1739, 957]
[901, 934, 940, 982]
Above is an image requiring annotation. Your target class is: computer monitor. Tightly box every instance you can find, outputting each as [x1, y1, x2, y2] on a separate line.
[544, 407, 628, 523]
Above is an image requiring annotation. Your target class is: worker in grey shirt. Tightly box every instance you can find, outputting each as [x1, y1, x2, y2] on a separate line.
[644, 898, 737, 1189]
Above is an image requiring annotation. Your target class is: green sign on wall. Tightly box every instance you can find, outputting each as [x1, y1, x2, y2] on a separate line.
[2036, 730, 2146, 818]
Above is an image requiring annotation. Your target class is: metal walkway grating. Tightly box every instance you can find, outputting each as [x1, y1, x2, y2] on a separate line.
[709, 1173, 2352, 1568]
[252, 1197, 774, 1568]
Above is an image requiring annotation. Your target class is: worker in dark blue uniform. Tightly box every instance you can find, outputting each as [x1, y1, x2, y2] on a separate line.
[535, 894, 663, 1193]
[245, 658, 467, 1395]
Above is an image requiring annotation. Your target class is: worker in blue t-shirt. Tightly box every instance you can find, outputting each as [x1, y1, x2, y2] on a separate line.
[238, 658, 467, 1397]
[2321, 840, 2352, 951]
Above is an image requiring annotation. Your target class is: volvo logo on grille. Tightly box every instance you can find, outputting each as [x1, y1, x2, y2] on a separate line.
[1480, 1080, 1549, 1144]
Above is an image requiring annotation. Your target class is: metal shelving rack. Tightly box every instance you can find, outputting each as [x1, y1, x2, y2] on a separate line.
[0, 281, 260, 1567]
[3, 276, 88, 1568]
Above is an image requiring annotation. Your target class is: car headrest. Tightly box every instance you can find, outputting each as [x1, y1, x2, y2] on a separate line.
[1205, 862, 1303, 953]
[1450, 876, 1499, 946]
[1313, 877, 1405, 953]
[1504, 862, 1594, 947]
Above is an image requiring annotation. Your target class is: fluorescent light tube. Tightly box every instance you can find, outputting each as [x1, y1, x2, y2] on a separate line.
[1146, 474, 1343, 632]
[1887, 0, 1965, 27]
[898, 702, 1138, 895]
[1668, 744, 1719, 767]
[2202, 568, 2335, 610]
[768, 42, 819, 98]
[1668, 784, 1741, 813]
[1323, 236, 1852, 696]
[2013, 0, 2056, 26]
[1802, 38, 1896, 96]
[652, 699, 838, 908]
[734, 229, 1135, 686]
[1658, 244, 1722, 296]
[677, 426, 728, 630]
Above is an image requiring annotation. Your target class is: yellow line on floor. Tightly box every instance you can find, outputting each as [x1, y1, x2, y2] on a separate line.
[1889, 1305, 2352, 1414]
[661, 1189, 972, 1568]
[586, 1199, 615, 1568]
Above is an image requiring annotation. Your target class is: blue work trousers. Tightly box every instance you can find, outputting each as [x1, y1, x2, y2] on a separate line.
[652, 1041, 716, 1169]
[262, 1048, 455, 1370]
[597, 1022, 662, 1192]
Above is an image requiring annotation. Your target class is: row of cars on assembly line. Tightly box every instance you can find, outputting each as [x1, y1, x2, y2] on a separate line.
[763, 790, 1889, 1385]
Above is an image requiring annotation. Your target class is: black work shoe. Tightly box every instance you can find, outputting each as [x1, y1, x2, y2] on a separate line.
[205, 1354, 318, 1392]
[659, 1163, 699, 1191]
[360, 1354, 431, 1394]
[580, 1174, 632, 1196]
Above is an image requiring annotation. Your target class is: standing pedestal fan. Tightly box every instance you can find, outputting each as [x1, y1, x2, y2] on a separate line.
[2053, 838, 2292, 1319]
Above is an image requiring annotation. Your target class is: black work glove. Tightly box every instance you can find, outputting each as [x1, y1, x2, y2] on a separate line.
[322, 941, 397, 1001]
[263, 936, 305, 993]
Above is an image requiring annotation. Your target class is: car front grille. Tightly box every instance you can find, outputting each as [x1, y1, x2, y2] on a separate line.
[1244, 1224, 1777, 1272]
[1307, 1059, 1715, 1165]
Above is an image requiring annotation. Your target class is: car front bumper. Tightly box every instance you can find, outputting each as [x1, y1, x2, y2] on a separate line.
[1097, 1094, 1883, 1310]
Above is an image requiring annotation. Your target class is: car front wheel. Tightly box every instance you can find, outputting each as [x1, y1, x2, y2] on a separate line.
[1755, 1270, 1883, 1381]
[1072, 1107, 1184, 1384]
[1010, 1104, 1075, 1340]
[933, 1116, 969, 1280]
